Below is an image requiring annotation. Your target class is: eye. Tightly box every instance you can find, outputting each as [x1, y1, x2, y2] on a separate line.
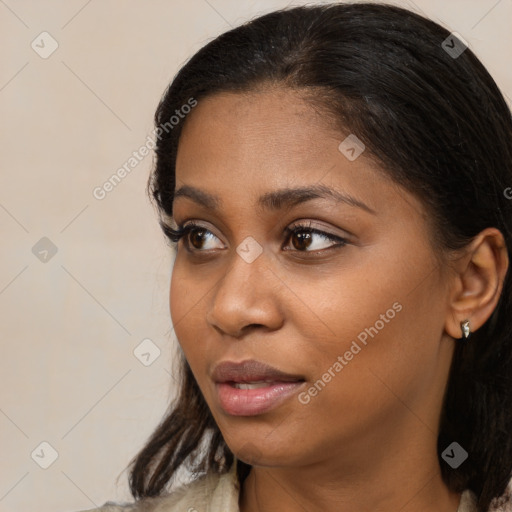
[165, 220, 348, 254]
[165, 222, 223, 251]
[283, 222, 348, 253]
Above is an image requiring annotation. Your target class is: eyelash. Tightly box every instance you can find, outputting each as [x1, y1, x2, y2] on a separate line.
[164, 221, 348, 255]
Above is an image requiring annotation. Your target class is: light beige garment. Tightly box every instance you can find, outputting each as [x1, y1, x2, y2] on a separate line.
[78, 457, 478, 512]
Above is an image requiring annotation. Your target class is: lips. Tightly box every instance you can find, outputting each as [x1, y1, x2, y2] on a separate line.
[211, 359, 306, 416]
[211, 359, 305, 384]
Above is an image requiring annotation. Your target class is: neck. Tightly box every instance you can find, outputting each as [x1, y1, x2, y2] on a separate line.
[238, 427, 462, 512]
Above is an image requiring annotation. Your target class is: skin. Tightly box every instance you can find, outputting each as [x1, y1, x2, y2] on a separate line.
[169, 86, 509, 512]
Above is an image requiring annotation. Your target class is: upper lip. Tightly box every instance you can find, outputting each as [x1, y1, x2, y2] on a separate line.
[212, 359, 305, 383]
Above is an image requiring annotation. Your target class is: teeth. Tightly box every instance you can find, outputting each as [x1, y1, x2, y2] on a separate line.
[232, 381, 273, 390]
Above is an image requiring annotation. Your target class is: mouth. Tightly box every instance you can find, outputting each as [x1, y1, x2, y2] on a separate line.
[228, 380, 298, 390]
[212, 358, 305, 383]
[211, 359, 306, 416]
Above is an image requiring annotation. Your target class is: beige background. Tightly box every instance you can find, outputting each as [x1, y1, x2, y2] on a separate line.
[1, 1, 511, 511]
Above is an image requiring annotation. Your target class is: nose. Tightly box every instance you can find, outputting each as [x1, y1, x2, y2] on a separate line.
[205, 248, 284, 338]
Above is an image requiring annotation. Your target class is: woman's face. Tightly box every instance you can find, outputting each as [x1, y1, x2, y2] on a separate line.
[170, 87, 456, 471]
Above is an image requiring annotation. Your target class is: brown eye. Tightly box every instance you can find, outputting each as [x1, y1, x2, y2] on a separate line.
[181, 224, 224, 252]
[189, 228, 208, 249]
[284, 225, 348, 253]
[290, 230, 314, 250]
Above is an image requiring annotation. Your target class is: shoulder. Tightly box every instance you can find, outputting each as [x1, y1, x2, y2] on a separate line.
[458, 489, 478, 512]
[76, 463, 240, 512]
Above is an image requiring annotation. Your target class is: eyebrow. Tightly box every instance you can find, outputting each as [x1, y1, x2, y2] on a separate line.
[172, 183, 376, 215]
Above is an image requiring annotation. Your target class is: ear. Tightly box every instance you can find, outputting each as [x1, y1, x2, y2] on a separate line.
[444, 227, 509, 340]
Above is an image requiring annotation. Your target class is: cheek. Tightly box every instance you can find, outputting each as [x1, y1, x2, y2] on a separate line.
[169, 260, 206, 365]
[292, 245, 443, 408]
[169, 266, 184, 326]
[169, 256, 209, 327]
[292, 305, 424, 447]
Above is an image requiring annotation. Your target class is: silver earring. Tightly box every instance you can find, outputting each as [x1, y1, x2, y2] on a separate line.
[460, 319, 471, 340]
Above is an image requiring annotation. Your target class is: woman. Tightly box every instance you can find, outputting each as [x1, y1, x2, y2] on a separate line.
[81, 3, 512, 511]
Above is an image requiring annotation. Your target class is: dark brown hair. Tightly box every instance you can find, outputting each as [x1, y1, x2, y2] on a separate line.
[128, 3, 512, 510]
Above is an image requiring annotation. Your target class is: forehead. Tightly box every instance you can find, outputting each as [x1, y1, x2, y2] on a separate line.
[173, 87, 425, 225]
[177, 87, 336, 169]
[176, 88, 381, 184]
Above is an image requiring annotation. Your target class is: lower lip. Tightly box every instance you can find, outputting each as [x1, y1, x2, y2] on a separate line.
[215, 381, 305, 416]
